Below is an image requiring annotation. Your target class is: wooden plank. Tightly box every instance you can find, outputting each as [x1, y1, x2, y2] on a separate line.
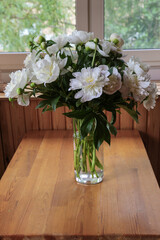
[0, 130, 160, 239]
[65, 106, 73, 130]
[0, 131, 5, 177]
[9, 102, 26, 150]
[38, 109, 52, 130]
[146, 98, 160, 184]
[52, 107, 65, 130]
[120, 108, 133, 129]
[24, 100, 39, 131]
[134, 104, 148, 147]
[0, 100, 15, 166]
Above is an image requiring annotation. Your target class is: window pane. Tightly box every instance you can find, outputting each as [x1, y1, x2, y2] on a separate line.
[104, 0, 160, 49]
[0, 0, 75, 52]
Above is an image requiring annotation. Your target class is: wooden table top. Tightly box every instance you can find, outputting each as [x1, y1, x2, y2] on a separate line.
[0, 130, 160, 240]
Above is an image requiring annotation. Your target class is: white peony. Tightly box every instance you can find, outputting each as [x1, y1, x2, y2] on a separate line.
[103, 67, 122, 95]
[47, 34, 68, 55]
[17, 93, 30, 106]
[4, 69, 28, 98]
[33, 55, 60, 84]
[143, 82, 158, 110]
[120, 67, 150, 102]
[110, 33, 124, 48]
[127, 56, 150, 77]
[98, 40, 117, 57]
[68, 30, 94, 45]
[69, 67, 108, 102]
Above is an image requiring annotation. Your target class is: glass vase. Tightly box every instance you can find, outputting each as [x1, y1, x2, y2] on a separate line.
[73, 119, 104, 184]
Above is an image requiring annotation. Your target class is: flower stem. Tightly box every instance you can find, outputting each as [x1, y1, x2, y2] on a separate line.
[91, 42, 97, 67]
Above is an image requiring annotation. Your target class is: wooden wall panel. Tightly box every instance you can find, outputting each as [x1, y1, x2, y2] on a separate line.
[9, 102, 26, 150]
[0, 100, 15, 167]
[52, 107, 65, 130]
[0, 131, 5, 177]
[120, 109, 133, 130]
[146, 98, 160, 184]
[65, 107, 73, 130]
[24, 100, 39, 131]
[38, 109, 52, 130]
[134, 104, 148, 147]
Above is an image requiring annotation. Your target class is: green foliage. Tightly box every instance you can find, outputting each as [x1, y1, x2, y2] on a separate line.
[0, 0, 75, 52]
[104, 0, 160, 49]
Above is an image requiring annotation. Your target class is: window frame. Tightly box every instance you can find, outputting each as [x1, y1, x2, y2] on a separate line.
[0, 0, 160, 86]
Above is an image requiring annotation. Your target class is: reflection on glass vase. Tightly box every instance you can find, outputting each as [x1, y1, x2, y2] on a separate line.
[73, 119, 104, 184]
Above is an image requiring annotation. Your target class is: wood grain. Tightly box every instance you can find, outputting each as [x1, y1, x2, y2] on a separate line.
[0, 130, 160, 240]
[0, 100, 15, 167]
[24, 100, 39, 131]
[147, 99, 160, 184]
[52, 106, 65, 129]
[38, 108, 52, 130]
[0, 131, 5, 177]
[120, 109, 133, 130]
[9, 102, 26, 150]
[65, 106, 73, 130]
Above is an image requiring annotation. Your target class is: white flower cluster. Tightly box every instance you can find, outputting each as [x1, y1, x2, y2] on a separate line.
[120, 57, 158, 110]
[4, 30, 157, 111]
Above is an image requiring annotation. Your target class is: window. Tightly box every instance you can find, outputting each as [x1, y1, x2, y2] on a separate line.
[0, 0, 75, 90]
[104, 0, 160, 49]
[0, 0, 75, 52]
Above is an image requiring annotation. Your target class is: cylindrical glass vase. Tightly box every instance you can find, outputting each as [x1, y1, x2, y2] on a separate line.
[73, 120, 104, 184]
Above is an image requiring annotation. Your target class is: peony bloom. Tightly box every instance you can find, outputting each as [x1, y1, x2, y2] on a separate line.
[24, 50, 38, 69]
[47, 34, 68, 55]
[110, 33, 124, 48]
[98, 40, 117, 57]
[127, 56, 150, 77]
[68, 30, 94, 45]
[120, 67, 150, 102]
[103, 67, 122, 95]
[143, 82, 158, 110]
[33, 55, 60, 84]
[4, 69, 28, 98]
[69, 67, 108, 102]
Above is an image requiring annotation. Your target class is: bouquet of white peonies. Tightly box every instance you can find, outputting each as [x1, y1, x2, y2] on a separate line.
[4, 30, 158, 183]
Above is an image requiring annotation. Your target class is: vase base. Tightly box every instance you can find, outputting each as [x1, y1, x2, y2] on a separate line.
[74, 170, 103, 185]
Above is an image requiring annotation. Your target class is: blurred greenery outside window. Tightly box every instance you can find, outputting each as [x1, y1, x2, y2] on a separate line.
[0, 0, 75, 52]
[104, 0, 160, 49]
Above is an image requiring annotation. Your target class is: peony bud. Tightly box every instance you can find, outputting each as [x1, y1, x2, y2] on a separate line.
[37, 36, 45, 45]
[30, 82, 36, 88]
[16, 88, 23, 95]
[110, 33, 124, 48]
[40, 42, 47, 50]
[93, 38, 99, 44]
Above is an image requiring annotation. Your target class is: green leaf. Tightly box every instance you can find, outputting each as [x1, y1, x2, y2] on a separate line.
[36, 100, 49, 109]
[117, 104, 139, 123]
[107, 122, 117, 136]
[63, 110, 91, 119]
[80, 114, 95, 138]
[94, 121, 104, 150]
[111, 110, 116, 125]
[50, 96, 60, 111]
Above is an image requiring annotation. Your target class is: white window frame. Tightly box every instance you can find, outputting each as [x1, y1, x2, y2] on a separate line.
[0, 0, 160, 85]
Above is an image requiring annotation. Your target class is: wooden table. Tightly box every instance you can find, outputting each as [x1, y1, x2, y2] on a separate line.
[0, 130, 160, 240]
